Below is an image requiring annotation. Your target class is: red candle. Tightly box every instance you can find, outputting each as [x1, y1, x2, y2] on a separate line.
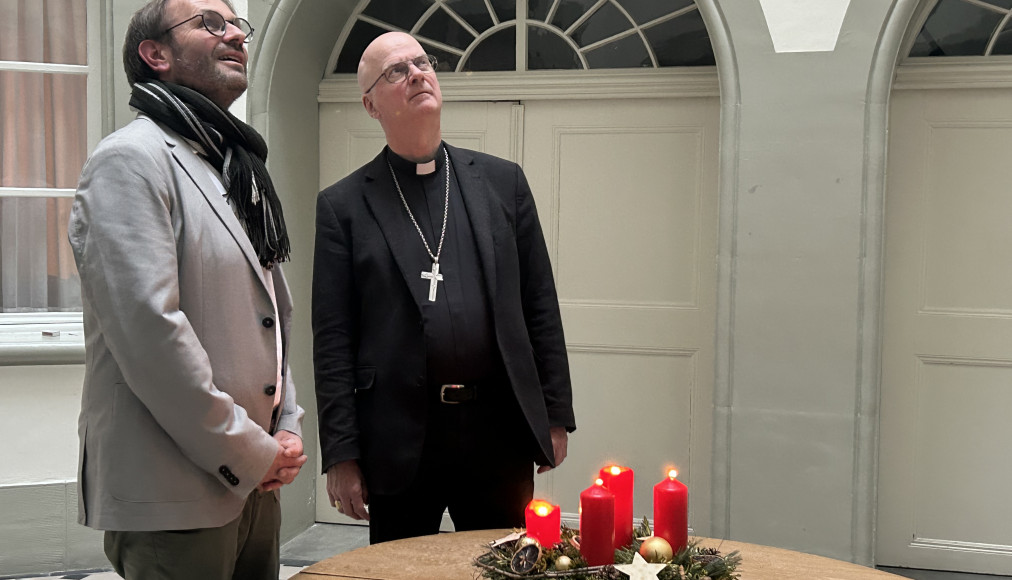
[525, 499, 561, 546]
[599, 465, 634, 549]
[653, 469, 688, 552]
[579, 479, 615, 566]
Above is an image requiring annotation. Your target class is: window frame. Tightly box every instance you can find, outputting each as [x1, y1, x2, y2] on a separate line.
[326, 0, 713, 77]
[0, 0, 103, 364]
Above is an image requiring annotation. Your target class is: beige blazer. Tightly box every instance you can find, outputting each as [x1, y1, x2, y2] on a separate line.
[69, 115, 304, 531]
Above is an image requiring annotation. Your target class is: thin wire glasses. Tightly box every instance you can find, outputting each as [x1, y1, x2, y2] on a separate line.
[364, 54, 438, 93]
[163, 10, 254, 43]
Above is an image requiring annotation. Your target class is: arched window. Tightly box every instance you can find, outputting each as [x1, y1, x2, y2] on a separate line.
[333, 0, 714, 74]
[909, 0, 1012, 56]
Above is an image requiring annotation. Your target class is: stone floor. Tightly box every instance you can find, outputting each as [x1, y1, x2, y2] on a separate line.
[2, 523, 1007, 579]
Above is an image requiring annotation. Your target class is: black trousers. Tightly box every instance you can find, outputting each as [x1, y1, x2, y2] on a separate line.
[104, 490, 280, 580]
[368, 381, 535, 544]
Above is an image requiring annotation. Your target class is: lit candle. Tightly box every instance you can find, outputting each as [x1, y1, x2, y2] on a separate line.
[653, 469, 688, 552]
[599, 465, 634, 549]
[579, 479, 615, 566]
[525, 499, 561, 546]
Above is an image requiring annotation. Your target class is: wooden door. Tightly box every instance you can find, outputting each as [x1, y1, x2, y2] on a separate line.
[878, 88, 1012, 574]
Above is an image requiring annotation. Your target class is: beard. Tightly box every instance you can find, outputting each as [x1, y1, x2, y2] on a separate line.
[168, 42, 248, 109]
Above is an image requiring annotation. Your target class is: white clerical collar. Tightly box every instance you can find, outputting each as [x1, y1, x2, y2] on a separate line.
[416, 160, 436, 175]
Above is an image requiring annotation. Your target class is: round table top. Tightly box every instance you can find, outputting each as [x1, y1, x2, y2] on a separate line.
[290, 529, 906, 580]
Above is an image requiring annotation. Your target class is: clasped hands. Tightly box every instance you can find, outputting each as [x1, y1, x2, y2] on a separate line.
[259, 430, 308, 492]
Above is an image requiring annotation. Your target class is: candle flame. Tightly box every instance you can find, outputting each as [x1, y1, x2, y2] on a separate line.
[609, 466, 621, 476]
[595, 478, 604, 486]
[536, 505, 549, 517]
[668, 469, 678, 479]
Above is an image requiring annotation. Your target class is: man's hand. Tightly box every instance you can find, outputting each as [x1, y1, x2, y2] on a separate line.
[327, 460, 370, 520]
[259, 430, 308, 492]
[537, 426, 569, 474]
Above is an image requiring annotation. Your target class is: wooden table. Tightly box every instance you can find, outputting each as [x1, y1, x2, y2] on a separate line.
[291, 529, 906, 580]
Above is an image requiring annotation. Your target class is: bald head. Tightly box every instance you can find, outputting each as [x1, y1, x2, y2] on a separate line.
[358, 32, 425, 94]
[356, 31, 443, 162]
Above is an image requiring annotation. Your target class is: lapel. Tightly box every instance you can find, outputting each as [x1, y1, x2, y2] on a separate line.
[446, 144, 497, 303]
[363, 145, 499, 310]
[361, 150, 431, 313]
[157, 119, 268, 290]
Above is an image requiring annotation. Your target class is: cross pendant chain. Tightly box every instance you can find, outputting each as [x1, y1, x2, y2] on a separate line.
[421, 261, 444, 302]
[388, 147, 451, 303]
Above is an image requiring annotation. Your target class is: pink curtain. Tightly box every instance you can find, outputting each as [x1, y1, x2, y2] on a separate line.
[0, 0, 86, 312]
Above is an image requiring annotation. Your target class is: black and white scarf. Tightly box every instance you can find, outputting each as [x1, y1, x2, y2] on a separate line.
[129, 81, 290, 268]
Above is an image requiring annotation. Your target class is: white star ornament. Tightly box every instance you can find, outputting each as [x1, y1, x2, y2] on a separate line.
[614, 552, 667, 580]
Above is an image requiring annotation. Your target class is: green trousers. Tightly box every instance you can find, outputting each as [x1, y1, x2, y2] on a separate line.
[104, 491, 281, 580]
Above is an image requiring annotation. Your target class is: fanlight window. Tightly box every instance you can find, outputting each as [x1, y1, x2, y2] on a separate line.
[333, 0, 714, 74]
[910, 0, 1012, 56]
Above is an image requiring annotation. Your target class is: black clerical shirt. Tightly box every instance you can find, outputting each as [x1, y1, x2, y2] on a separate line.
[385, 146, 500, 386]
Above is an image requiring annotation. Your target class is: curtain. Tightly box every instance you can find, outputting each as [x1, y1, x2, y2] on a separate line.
[0, 0, 86, 312]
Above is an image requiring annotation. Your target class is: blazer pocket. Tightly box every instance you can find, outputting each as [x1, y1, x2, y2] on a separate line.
[354, 367, 376, 393]
[108, 384, 207, 503]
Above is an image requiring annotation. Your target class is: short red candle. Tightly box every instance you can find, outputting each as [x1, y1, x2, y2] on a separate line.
[598, 465, 634, 549]
[525, 499, 561, 546]
[579, 479, 615, 566]
[653, 469, 688, 552]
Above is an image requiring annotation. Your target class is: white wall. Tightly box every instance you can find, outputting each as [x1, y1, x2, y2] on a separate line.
[0, 365, 84, 485]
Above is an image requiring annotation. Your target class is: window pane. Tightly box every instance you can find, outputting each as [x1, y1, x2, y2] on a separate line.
[991, 19, 1012, 54]
[529, 0, 552, 21]
[0, 71, 87, 189]
[462, 27, 515, 71]
[0, 197, 82, 312]
[619, 0, 695, 25]
[489, 0, 516, 23]
[420, 6, 475, 51]
[909, 0, 1003, 57]
[334, 20, 387, 74]
[447, 0, 495, 33]
[528, 26, 583, 70]
[644, 10, 715, 66]
[0, 0, 87, 65]
[584, 33, 651, 69]
[571, 2, 632, 47]
[553, 0, 598, 32]
[362, 0, 434, 31]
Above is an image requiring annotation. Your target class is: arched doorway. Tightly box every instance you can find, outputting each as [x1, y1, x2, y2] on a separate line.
[878, 0, 1012, 573]
[313, 0, 723, 534]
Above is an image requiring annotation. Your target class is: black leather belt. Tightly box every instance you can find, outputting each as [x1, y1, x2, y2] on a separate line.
[440, 383, 477, 404]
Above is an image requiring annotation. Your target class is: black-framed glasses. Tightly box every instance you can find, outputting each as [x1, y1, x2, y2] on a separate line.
[364, 54, 438, 93]
[163, 10, 254, 43]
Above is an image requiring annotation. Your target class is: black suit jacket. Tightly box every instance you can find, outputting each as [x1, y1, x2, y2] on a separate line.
[313, 144, 575, 495]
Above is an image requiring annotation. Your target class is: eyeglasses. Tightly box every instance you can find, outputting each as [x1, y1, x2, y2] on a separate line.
[364, 54, 438, 93]
[163, 10, 254, 43]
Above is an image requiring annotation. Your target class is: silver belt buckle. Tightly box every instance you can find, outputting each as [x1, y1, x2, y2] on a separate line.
[440, 384, 466, 404]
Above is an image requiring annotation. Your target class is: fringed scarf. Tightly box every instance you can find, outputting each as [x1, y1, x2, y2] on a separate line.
[129, 81, 290, 268]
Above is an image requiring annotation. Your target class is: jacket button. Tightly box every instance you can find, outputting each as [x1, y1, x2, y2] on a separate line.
[265, 385, 277, 396]
[262, 317, 275, 328]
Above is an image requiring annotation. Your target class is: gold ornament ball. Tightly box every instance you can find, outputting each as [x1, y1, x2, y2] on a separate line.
[519, 536, 541, 548]
[639, 536, 673, 563]
[555, 555, 573, 571]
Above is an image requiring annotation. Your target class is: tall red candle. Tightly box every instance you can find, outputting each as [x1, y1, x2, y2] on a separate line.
[579, 479, 615, 566]
[653, 469, 688, 552]
[525, 499, 561, 546]
[598, 465, 634, 549]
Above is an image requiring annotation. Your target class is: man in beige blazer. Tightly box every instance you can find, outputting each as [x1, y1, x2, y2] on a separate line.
[68, 0, 305, 578]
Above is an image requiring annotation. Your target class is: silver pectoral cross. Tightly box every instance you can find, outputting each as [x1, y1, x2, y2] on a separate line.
[421, 261, 444, 302]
